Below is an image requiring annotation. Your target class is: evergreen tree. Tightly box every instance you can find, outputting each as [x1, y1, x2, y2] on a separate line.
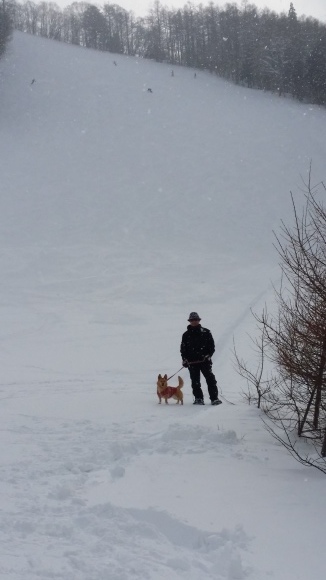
[82, 5, 107, 50]
[307, 33, 326, 104]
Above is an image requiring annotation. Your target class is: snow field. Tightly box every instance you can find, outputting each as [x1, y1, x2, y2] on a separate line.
[1, 31, 326, 580]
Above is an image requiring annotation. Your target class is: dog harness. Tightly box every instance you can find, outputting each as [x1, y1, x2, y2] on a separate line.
[160, 386, 178, 398]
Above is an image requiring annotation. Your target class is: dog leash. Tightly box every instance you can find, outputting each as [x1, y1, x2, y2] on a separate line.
[217, 383, 236, 405]
[166, 366, 184, 381]
[219, 393, 236, 405]
[166, 358, 208, 381]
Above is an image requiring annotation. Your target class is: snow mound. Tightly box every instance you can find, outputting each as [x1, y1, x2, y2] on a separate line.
[1, 500, 249, 580]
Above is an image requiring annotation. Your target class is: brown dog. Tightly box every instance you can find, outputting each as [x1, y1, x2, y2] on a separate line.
[157, 374, 184, 405]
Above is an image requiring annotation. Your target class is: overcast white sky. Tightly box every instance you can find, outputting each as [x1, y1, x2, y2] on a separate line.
[53, 1, 326, 22]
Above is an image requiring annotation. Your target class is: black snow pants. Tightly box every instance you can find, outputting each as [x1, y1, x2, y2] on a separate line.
[188, 361, 218, 402]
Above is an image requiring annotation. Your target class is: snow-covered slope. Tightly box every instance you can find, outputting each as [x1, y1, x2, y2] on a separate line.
[0, 31, 326, 580]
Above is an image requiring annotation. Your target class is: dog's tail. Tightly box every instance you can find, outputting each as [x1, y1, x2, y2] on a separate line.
[177, 376, 184, 389]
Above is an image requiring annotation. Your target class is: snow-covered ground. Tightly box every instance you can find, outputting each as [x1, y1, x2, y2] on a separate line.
[0, 31, 326, 580]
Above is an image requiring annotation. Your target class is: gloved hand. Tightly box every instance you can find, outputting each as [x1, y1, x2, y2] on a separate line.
[204, 355, 212, 363]
[182, 360, 189, 368]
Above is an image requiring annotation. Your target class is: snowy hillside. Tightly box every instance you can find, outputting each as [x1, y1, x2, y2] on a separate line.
[0, 31, 326, 580]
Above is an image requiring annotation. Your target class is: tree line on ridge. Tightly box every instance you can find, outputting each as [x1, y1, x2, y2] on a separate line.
[1, 1, 326, 106]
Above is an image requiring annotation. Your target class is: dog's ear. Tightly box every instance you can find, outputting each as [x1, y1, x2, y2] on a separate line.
[158, 374, 162, 379]
[164, 374, 167, 379]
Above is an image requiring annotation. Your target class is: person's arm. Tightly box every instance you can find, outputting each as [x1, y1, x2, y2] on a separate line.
[180, 333, 188, 364]
[207, 330, 215, 357]
[180, 333, 186, 358]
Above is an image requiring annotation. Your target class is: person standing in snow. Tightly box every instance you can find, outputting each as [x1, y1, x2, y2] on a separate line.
[180, 312, 222, 406]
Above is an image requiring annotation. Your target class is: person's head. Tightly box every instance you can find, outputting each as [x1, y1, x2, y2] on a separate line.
[188, 312, 201, 326]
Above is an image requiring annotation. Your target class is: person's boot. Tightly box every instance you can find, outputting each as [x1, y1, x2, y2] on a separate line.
[193, 398, 205, 405]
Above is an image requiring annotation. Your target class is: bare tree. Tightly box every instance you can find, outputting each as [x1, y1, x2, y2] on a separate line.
[233, 327, 271, 408]
[235, 170, 326, 473]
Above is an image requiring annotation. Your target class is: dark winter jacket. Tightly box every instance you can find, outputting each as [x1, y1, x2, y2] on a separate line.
[180, 325, 215, 363]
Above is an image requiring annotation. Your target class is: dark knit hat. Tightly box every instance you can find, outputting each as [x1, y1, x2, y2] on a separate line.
[188, 312, 201, 321]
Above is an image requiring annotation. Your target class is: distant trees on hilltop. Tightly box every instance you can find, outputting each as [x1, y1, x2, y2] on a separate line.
[6, 1, 326, 106]
[0, 0, 13, 57]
